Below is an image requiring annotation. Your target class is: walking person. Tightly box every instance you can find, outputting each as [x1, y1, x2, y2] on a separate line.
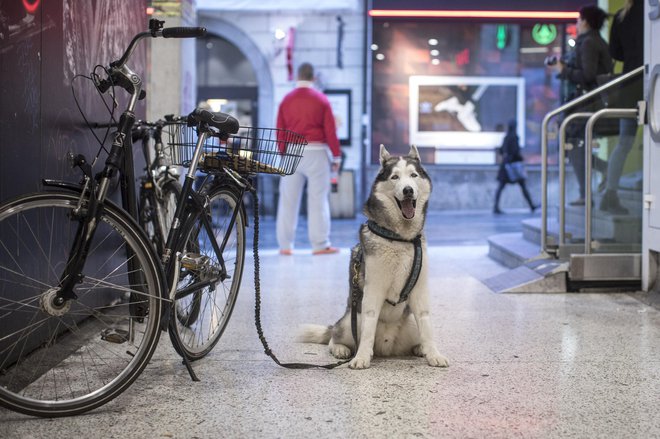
[276, 62, 342, 255]
[551, 5, 611, 206]
[493, 120, 538, 214]
[599, 0, 643, 214]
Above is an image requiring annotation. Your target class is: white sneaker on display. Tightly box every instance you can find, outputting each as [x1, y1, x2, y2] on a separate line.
[434, 96, 481, 132]
[434, 96, 461, 113]
[455, 100, 481, 132]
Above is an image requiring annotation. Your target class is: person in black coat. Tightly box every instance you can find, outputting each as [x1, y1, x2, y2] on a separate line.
[552, 4, 611, 206]
[493, 120, 538, 214]
[599, 0, 643, 214]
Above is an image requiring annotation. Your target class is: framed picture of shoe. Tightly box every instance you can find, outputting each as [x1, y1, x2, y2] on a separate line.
[409, 76, 525, 164]
[325, 89, 352, 146]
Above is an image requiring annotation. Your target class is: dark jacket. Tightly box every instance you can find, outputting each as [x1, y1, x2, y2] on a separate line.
[497, 131, 524, 183]
[560, 29, 612, 95]
[610, 1, 643, 72]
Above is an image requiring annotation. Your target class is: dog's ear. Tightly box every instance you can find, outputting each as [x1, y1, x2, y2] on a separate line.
[408, 144, 420, 160]
[379, 144, 391, 166]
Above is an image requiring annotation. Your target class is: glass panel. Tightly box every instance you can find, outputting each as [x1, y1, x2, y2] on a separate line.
[371, 19, 565, 165]
[561, 71, 643, 254]
[591, 71, 643, 254]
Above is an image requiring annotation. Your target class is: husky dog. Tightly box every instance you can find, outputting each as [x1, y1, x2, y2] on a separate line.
[297, 145, 449, 369]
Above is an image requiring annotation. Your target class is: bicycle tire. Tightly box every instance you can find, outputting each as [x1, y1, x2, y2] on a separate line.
[139, 179, 181, 256]
[0, 191, 164, 417]
[168, 184, 246, 360]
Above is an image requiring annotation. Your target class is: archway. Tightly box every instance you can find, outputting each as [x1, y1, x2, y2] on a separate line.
[198, 16, 274, 129]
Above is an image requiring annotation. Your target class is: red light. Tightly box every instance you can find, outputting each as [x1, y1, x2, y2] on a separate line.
[456, 48, 470, 66]
[369, 10, 579, 20]
[22, 0, 40, 14]
[146, 7, 155, 15]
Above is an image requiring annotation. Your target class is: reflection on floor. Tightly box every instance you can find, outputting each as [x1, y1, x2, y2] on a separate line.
[2, 209, 660, 437]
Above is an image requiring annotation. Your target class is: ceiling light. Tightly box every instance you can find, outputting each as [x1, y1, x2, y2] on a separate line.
[369, 10, 579, 20]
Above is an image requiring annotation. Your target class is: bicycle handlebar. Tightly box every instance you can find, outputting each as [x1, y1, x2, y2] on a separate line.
[162, 27, 207, 38]
[112, 26, 206, 70]
[99, 21, 207, 98]
[91, 115, 185, 130]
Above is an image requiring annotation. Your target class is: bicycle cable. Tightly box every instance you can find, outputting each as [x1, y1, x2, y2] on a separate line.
[71, 65, 120, 160]
[250, 187, 352, 370]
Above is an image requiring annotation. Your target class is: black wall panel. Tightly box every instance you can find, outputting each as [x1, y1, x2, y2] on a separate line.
[0, 0, 147, 202]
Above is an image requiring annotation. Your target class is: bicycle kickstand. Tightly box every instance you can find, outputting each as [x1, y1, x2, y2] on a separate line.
[181, 351, 200, 382]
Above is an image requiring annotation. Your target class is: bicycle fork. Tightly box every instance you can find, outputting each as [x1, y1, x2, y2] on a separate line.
[53, 113, 148, 324]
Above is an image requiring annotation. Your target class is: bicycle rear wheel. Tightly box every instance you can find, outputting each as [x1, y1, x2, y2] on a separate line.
[0, 192, 164, 417]
[139, 179, 181, 256]
[168, 185, 245, 360]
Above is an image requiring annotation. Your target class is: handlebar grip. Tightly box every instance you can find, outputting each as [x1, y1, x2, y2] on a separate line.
[161, 27, 207, 38]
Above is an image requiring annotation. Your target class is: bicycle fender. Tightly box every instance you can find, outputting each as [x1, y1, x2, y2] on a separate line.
[42, 179, 84, 193]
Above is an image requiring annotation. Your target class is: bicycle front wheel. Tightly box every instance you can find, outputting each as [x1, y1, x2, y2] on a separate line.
[0, 191, 164, 417]
[168, 185, 246, 360]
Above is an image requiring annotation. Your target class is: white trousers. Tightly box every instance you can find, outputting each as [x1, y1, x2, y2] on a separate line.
[276, 147, 332, 251]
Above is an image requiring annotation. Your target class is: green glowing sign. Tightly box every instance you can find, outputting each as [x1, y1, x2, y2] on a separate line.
[496, 25, 507, 50]
[532, 24, 557, 45]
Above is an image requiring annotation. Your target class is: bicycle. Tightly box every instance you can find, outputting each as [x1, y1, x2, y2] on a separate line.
[133, 116, 184, 257]
[0, 19, 307, 418]
[94, 116, 184, 257]
[163, 112, 307, 362]
[0, 20, 207, 417]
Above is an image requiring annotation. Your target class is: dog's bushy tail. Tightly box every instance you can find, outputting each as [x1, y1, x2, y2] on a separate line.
[295, 324, 332, 344]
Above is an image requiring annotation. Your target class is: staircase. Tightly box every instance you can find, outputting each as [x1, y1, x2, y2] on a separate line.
[485, 188, 642, 293]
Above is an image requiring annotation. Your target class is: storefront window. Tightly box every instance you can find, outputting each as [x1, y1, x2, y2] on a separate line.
[371, 19, 566, 165]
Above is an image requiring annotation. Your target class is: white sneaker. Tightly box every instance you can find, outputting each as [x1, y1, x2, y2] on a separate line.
[434, 96, 461, 113]
[455, 100, 481, 132]
[434, 97, 481, 132]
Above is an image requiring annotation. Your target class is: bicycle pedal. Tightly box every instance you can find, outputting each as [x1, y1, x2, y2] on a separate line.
[101, 328, 129, 344]
[180, 253, 210, 270]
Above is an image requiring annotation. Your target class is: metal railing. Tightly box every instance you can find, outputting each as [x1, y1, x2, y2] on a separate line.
[540, 65, 644, 255]
[583, 108, 638, 253]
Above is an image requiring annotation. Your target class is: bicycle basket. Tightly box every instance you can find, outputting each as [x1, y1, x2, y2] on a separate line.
[167, 124, 307, 176]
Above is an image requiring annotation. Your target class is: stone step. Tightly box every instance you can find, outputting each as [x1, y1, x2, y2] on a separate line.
[521, 203, 642, 245]
[487, 232, 542, 269]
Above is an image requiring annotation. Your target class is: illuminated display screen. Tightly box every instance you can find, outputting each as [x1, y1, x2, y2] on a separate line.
[371, 19, 568, 165]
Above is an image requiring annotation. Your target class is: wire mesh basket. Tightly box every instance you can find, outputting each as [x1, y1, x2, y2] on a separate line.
[166, 124, 307, 176]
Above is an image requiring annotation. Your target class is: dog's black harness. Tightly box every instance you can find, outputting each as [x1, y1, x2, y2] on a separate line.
[352, 220, 423, 307]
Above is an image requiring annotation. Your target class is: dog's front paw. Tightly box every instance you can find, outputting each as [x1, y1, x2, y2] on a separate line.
[348, 355, 371, 369]
[426, 352, 449, 367]
[330, 343, 352, 359]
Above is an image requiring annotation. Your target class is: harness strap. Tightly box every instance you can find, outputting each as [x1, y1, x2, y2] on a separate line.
[364, 220, 423, 306]
[386, 235, 422, 306]
[366, 220, 414, 242]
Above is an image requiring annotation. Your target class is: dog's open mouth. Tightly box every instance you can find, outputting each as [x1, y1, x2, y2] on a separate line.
[396, 198, 417, 219]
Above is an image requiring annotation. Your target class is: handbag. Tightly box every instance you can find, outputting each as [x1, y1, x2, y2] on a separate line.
[504, 161, 527, 183]
[596, 73, 642, 109]
[566, 85, 621, 138]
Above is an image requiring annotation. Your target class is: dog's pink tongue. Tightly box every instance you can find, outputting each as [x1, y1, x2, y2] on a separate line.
[401, 199, 415, 219]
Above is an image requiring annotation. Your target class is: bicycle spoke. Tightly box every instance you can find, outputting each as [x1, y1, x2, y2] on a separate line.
[0, 193, 163, 416]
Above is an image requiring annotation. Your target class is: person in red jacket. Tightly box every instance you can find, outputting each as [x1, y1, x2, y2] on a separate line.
[276, 62, 342, 255]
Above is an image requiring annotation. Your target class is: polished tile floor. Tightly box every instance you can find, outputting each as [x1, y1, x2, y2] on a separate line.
[2, 210, 660, 438]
